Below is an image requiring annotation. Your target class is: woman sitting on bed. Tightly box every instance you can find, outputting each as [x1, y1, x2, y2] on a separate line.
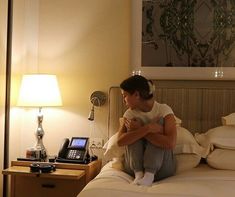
[117, 75, 177, 186]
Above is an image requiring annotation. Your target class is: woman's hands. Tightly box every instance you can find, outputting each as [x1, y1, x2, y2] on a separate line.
[124, 118, 143, 131]
[147, 122, 163, 134]
[124, 116, 163, 134]
[147, 117, 164, 134]
[144, 114, 177, 149]
[117, 118, 147, 146]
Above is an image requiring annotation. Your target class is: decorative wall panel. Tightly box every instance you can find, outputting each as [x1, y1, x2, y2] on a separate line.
[142, 0, 235, 67]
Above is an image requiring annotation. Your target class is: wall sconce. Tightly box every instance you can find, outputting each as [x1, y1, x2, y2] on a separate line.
[88, 91, 106, 121]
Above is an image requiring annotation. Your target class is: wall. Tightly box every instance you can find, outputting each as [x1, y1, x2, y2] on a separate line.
[0, 0, 8, 195]
[9, 0, 130, 162]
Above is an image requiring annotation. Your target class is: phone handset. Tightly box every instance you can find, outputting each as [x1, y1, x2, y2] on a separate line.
[58, 138, 70, 158]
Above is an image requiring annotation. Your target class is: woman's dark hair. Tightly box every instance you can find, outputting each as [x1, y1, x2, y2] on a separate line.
[120, 75, 154, 100]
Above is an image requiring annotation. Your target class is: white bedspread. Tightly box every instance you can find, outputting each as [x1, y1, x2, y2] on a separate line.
[78, 162, 235, 197]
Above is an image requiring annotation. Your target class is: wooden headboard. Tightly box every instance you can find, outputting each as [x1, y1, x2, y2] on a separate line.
[108, 80, 235, 137]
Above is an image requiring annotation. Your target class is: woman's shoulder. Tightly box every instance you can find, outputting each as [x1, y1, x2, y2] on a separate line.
[154, 101, 174, 115]
[154, 101, 171, 108]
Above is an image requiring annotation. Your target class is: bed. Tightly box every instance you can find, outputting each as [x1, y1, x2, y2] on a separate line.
[78, 80, 235, 197]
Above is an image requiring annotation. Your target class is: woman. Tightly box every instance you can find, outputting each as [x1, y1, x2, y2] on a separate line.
[117, 75, 177, 186]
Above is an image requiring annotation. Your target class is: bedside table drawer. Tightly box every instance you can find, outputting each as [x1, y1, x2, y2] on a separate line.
[13, 175, 86, 197]
[3, 160, 102, 197]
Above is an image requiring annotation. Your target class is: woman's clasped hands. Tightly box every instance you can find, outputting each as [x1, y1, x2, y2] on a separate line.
[124, 117, 163, 134]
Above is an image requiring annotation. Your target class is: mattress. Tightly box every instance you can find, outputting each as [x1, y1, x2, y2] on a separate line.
[78, 161, 235, 197]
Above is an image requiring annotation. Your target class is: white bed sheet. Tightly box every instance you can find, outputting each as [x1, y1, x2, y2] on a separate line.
[78, 161, 235, 197]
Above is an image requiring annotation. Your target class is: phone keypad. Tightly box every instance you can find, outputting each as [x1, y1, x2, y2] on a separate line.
[67, 150, 84, 160]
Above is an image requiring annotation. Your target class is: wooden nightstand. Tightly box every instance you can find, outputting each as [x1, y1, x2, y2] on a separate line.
[2, 159, 102, 197]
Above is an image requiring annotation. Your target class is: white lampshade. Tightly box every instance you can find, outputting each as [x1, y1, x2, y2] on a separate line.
[17, 74, 62, 107]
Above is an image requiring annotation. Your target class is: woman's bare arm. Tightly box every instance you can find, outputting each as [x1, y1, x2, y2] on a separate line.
[117, 118, 150, 146]
[144, 114, 177, 149]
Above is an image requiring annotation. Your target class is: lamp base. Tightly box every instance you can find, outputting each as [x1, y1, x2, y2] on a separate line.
[33, 108, 47, 161]
[26, 146, 47, 161]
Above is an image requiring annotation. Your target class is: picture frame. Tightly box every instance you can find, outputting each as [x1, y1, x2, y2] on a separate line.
[131, 0, 235, 80]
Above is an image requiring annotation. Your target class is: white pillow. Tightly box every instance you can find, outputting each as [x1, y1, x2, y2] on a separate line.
[175, 154, 201, 173]
[174, 126, 207, 158]
[103, 132, 125, 161]
[195, 126, 235, 155]
[222, 113, 235, 126]
[207, 149, 235, 170]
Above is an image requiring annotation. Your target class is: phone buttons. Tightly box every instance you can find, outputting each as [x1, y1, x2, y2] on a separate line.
[67, 150, 76, 159]
[67, 150, 86, 160]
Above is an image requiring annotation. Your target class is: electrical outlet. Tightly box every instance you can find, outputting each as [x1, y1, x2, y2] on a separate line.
[90, 138, 103, 148]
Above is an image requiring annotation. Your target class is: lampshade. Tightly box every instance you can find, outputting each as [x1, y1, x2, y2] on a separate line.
[17, 74, 62, 107]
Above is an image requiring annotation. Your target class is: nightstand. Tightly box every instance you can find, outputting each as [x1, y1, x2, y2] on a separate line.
[2, 159, 102, 197]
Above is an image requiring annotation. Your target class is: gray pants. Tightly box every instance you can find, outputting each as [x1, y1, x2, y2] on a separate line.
[123, 138, 176, 181]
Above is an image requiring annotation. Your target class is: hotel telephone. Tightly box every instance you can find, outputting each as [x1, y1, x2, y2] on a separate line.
[56, 137, 91, 164]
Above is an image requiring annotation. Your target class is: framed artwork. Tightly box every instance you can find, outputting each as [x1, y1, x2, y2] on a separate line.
[131, 0, 235, 80]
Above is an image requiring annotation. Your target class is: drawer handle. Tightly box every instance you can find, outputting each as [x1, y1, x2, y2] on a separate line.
[41, 184, 55, 188]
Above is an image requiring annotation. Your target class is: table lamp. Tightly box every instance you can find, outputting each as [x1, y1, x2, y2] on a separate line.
[17, 74, 62, 160]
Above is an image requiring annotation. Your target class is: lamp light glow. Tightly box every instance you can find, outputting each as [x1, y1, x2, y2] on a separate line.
[17, 74, 62, 107]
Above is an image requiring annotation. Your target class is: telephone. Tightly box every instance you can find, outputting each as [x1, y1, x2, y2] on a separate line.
[56, 137, 90, 164]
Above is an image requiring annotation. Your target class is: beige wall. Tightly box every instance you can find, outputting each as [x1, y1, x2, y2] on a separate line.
[9, 0, 130, 162]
